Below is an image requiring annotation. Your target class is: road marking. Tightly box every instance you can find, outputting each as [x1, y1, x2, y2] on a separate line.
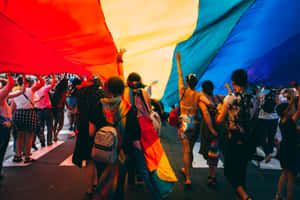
[192, 142, 224, 168]
[59, 154, 86, 167]
[192, 142, 282, 170]
[3, 141, 64, 167]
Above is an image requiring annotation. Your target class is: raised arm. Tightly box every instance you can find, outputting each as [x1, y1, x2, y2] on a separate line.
[0, 73, 15, 102]
[117, 48, 126, 78]
[32, 75, 45, 92]
[225, 83, 233, 95]
[199, 101, 218, 136]
[292, 85, 300, 122]
[8, 74, 26, 98]
[175, 52, 185, 97]
[49, 74, 56, 90]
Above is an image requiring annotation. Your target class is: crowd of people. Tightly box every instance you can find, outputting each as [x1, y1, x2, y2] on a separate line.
[0, 51, 299, 200]
[173, 51, 300, 200]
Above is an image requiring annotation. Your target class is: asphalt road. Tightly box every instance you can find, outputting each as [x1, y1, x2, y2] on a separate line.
[1, 117, 299, 200]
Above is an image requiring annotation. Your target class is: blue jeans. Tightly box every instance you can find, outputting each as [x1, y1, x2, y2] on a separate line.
[131, 148, 161, 200]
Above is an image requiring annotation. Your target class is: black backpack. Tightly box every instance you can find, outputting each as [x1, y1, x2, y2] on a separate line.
[262, 91, 277, 113]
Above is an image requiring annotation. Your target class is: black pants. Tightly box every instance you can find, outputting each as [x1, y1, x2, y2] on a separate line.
[0, 125, 10, 173]
[37, 108, 53, 144]
[224, 130, 249, 189]
[256, 119, 278, 156]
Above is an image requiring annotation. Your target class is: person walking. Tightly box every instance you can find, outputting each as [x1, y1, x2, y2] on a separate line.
[175, 52, 212, 188]
[216, 69, 258, 200]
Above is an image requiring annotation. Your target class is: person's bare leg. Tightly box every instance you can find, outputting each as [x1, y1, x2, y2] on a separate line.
[16, 131, 24, 157]
[86, 160, 96, 193]
[236, 186, 250, 200]
[55, 114, 64, 141]
[181, 139, 192, 184]
[276, 170, 287, 198]
[286, 171, 295, 200]
[209, 166, 216, 178]
[24, 132, 34, 159]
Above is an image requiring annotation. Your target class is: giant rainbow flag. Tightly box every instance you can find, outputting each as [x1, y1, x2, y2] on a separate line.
[1, 0, 300, 108]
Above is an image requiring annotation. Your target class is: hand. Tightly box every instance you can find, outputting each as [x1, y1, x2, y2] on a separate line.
[176, 51, 181, 61]
[224, 83, 230, 89]
[211, 129, 218, 137]
[2, 121, 12, 128]
[150, 80, 158, 86]
[7, 72, 14, 85]
[117, 48, 126, 58]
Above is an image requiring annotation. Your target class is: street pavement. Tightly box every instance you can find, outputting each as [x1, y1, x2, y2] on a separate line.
[1, 116, 300, 200]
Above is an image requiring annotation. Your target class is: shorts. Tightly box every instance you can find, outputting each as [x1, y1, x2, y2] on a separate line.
[13, 109, 39, 132]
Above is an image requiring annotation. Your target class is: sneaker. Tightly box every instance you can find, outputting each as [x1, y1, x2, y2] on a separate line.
[47, 142, 53, 146]
[32, 144, 38, 151]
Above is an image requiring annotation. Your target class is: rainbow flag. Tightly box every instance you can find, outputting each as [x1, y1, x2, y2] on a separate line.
[1, 0, 300, 108]
[139, 116, 177, 197]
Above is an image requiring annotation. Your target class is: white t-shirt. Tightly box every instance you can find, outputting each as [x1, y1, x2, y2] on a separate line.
[14, 88, 35, 109]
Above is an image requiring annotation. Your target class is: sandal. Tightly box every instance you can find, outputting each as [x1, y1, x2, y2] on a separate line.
[180, 168, 186, 180]
[24, 157, 36, 163]
[12, 155, 23, 163]
[207, 176, 217, 189]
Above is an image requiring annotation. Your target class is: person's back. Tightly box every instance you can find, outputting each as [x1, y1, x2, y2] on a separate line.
[180, 89, 201, 116]
[224, 91, 256, 132]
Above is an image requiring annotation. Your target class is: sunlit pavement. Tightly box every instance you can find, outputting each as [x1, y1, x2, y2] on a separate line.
[1, 116, 299, 200]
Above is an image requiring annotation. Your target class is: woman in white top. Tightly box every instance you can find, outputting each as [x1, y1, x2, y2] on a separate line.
[13, 75, 44, 163]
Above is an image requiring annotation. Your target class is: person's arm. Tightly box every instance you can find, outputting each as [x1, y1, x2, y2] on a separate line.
[89, 122, 96, 137]
[199, 101, 218, 136]
[225, 83, 233, 95]
[292, 85, 300, 122]
[175, 52, 185, 98]
[216, 97, 230, 125]
[76, 75, 90, 89]
[49, 74, 56, 90]
[32, 75, 45, 92]
[8, 75, 26, 98]
[199, 92, 214, 107]
[64, 96, 72, 110]
[117, 48, 126, 78]
[0, 72, 14, 102]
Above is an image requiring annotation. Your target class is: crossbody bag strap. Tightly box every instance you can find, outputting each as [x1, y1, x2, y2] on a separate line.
[23, 93, 35, 108]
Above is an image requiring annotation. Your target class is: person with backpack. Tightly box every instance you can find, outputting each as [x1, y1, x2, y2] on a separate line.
[71, 74, 105, 199]
[175, 52, 212, 188]
[216, 69, 258, 200]
[88, 76, 141, 200]
[256, 87, 279, 159]
[126, 72, 177, 199]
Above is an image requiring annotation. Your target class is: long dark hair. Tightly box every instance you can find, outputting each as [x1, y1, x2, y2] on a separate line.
[51, 78, 68, 107]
